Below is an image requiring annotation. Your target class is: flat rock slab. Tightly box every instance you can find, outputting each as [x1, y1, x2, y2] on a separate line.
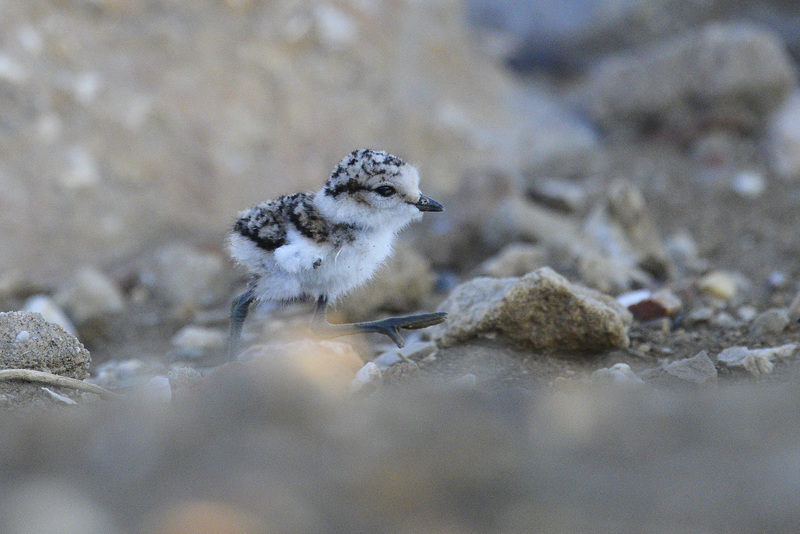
[433, 267, 632, 355]
[0, 311, 91, 379]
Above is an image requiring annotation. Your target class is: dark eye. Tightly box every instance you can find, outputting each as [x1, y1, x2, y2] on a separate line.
[374, 185, 396, 197]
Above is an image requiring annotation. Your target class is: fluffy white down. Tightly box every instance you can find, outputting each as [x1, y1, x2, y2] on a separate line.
[229, 226, 396, 303]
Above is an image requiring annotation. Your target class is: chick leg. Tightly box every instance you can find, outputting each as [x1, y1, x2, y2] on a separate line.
[227, 287, 256, 360]
[312, 296, 446, 348]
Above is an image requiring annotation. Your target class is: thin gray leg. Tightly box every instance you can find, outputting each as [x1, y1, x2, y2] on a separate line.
[227, 288, 256, 360]
[311, 295, 446, 348]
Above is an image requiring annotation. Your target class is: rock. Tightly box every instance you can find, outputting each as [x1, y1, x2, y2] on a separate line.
[584, 23, 797, 134]
[712, 312, 740, 329]
[85, 359, 149, 390]
[167, 367, 203, 393]
[767, 270, 789, 290]
[487, 0, 717, 73]
[575, 250, 650, 294]
[616, 289, 652, 309]
[54, 267, 125, 325]
[0, 311, 90, 379]
[618, 289, 682, 321]
[737, 305, 758, 323]
[140, 243, 229, 309]
[766, 92, 800, 181]
[478, 243, 548, 278]
[732, 171, 766, 198]
[170, 326, 227, 360]
[434, 267, 632, 354]
[583, 180, 673, 281]
[374, 340, 438, 371]
[381, 360, 421, 387]
[22, 295, 78, 337]
[749, 308, 791, 337]
[138, 375, 172, 403]
[338, 244, 436, 322]
[483, 195, 582, 252]
[350, 362, 381, 394]
[687, 306, 714, 324]
[42, 387, 78, 405]
[664, 231, 708, 275]
[432, 277, 517, 347]
[591, 363, 644, 385]
[698, 271, 739, 300]
[524, 176, 589, 213]
[663, 351, 718, 384]
[717, 344, 797, 376]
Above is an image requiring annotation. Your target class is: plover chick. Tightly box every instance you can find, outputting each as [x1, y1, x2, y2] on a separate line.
[226, 148, 446, 360]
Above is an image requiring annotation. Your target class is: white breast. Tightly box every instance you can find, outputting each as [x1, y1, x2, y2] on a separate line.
[302, 228, 395, 301]
[233, 228, 397, 303]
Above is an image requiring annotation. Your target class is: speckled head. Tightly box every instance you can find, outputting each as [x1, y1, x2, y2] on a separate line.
[317, 149, 442, 230]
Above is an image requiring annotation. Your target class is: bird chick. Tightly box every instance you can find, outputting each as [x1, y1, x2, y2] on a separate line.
[227, 148, 446, 359]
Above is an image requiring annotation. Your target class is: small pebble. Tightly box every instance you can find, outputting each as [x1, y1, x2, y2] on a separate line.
[171, 326, 227, 359]
[140, 375, 172, 403]
[23, 295, 78, 337]
[717, 344, 796, 376]
[41, 387, 78, 405]
[768, 271, 788, 289]
[749, 308, 790, 337]
[15, 331, 30, 343]
[168, 367, 202, 392]
[736, 305, 758, 322]
[698, 271, 738, 300]
[732, 171, 765, 198]
[663, 351, 717, 384]
[712, 312, 739, 328]
[350, 362, 381, 394]
[621, 289, 682, 321]
[591, 363, 644, 385]
[688, 306, 714, 323]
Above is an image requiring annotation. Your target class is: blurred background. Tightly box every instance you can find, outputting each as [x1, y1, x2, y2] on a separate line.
[3, 0, 800, 532]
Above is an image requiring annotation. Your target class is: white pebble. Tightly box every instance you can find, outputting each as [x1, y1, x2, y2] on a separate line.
[717, 344, 797, 376]
[41, 387, 78, 405]
[591, 363, 644, 385]
[23, 295, 78, 336]
[732, 171, 765, 198]
[15, 330, 30, 343]
[350, 362, 381, 394]
[141, 375, 172, 403]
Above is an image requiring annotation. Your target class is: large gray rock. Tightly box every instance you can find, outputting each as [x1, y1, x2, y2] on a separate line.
[434, 267, 632, 354]
[583, 23, 797, 133]
[0, 311, 91, 379]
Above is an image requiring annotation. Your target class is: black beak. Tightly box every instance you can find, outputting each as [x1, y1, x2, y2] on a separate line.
[414, 195, 444, 212]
